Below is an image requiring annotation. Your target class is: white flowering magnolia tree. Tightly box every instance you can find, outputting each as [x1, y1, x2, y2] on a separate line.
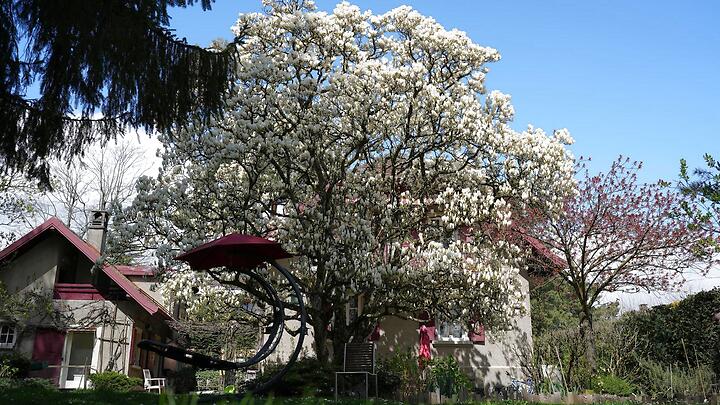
[111, 1, 575, 365]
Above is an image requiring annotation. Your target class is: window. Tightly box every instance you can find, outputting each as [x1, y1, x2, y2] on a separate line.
[0, 324, 17, 349]
[346, 294, 362, 325]
[436, 318, 467, 342]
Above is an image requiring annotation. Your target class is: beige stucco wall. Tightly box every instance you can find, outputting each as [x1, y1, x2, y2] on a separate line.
[0, 234, 61, 295]
[128, 277, 165, 307]
[377, 271, 533, 388]
[264, 269, 533, 390]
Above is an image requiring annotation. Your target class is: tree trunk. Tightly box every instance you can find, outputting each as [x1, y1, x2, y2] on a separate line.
[580, 308, 597, 371]
[312, 312, 331, 367]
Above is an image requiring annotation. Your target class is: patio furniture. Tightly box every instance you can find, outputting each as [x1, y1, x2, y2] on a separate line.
[335, 342, 378, 400]
[143, 369, 166, 393]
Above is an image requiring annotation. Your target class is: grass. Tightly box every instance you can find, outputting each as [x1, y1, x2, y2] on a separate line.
[0, 388, 688, 405]
[0, 388, 406, 405]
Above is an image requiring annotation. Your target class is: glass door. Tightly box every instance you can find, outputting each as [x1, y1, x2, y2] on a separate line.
[60, 331, 95, 389]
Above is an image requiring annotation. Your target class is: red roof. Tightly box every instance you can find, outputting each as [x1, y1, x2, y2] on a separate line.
[0, 217, 171, 320]
[175, 233, 292, 270]
[522, 234, 567, 270]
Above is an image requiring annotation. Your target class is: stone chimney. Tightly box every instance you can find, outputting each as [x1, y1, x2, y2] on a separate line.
[86, 210, 110, 253]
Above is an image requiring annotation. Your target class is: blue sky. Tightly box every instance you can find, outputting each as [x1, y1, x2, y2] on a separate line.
[169, 0, 720, 184]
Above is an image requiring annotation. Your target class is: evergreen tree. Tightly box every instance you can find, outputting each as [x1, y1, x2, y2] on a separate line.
[0, 0, 239, 185]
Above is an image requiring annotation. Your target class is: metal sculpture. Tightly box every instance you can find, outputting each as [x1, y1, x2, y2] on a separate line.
[138, 234, 307, 393]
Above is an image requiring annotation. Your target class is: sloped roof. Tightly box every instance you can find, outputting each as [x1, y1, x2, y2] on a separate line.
[522, 234, 567, 270]
[0, 217, 171, 320]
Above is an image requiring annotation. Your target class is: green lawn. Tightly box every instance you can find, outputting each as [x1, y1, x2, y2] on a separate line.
[0, 389, 406, 405]
[0, 389, 653, 405]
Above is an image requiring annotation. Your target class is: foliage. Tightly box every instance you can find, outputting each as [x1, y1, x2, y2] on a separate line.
[0, 0, 237, 185]
[428, 355, 472, 398]
[0, 376, 57, 391]
[88, 371, 143, 392]
[530, 276, 632, 391]
[635, 357, 714, 400]
[0, 351, 31, 378]
[0, 281, 61, 332]
[528, 156, 714, 368]
[680, 154, 720, 247]
[196, 369, 223, 391]
[168, 319, 258, 360]
[253, 358, 334, 397]
[621, 288, 720, 377]
[115, 0, 576, 365]
[530, 276, 619, 339]
[591, 374, 635, 396]
[0, 172, 38, 245]
[165, 366, 198, 394]
[377, 349, 432, 401]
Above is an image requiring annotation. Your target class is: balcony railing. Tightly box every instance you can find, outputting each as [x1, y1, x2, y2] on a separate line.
[53, 283, 104, 300]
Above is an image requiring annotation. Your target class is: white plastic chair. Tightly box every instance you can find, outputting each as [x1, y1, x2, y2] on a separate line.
[143, 369, 166, 393]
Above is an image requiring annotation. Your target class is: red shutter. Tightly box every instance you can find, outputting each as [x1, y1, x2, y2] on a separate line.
[468, 323, 485, 345]
[29, 328, 66, 384]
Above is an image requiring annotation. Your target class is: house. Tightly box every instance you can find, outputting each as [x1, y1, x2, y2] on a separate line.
[0, 212, 177, 389]
[264, 234, 563, 392]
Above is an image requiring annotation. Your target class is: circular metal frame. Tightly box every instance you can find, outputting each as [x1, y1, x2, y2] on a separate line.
[138, 260, 306, 394]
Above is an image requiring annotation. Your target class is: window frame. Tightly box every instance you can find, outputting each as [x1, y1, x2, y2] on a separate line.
[0, 324, 18, 349]
[345, 294, 363, 326]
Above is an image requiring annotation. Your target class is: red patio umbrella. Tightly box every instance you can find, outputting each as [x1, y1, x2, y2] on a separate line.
[175, 233, 293, 270]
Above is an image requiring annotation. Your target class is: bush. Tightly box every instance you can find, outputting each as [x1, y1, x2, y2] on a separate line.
[253, 357, 334, 397]
[0, 351, 31, 378]
[622, 288, 720, 377]
[635, 357, 714, 399]
[88, 371, 143, 392]
[166, 366, 197, 394]
[591, 374, 635, 396]
[428, 355, 472, 397]
[196, 369, 223, 391]
[0, 377, 57, 390]
[377, 350, 431, 401]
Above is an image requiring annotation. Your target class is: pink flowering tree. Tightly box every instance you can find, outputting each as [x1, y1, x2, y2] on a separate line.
[526, 156, 714, 368]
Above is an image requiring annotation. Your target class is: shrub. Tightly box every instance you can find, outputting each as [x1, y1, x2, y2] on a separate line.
[635, 357, 714, 399]
[89, 371, 143, 392]
[253, 357, 333, 397]
[166, 366, 197, 394]
[196, 369, 223, 391]
[622, 288, 720, 377]
[591, 374, 635, 396]
[428, 355, 472, 397]
[0, 351, 31, 378]
[377, 350, 431, 401]
[0, 377, 57, 390]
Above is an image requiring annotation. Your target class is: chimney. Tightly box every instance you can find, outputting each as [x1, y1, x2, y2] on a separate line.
[87, 210, 110, 253]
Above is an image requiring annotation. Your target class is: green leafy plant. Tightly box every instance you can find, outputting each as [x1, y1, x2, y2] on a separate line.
[635, 357, 714, 400]
[428, 355, 472, 398]
[377, 350, 432, 401]
[253, 358, 333, 397]
[88, 371, 142, 392]
[0, 351, 31, 378]
[591, 374, 635, 396]
[0, 376, 57, 390]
